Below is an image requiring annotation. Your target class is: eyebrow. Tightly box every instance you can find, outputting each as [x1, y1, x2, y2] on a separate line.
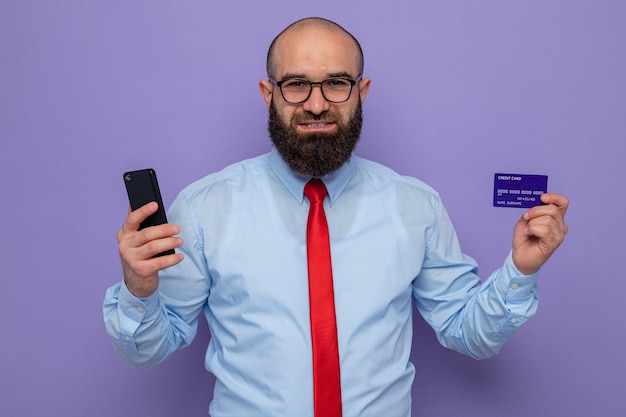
[279, 71, 357, 81]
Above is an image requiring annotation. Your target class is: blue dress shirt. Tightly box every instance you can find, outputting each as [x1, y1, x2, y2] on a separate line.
[103, 148, 539, 417]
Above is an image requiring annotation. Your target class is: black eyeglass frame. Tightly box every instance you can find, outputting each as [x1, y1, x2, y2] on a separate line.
[269, 76, 362, 104]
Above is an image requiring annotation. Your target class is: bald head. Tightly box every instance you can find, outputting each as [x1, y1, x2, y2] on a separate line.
[266, 17, 364, 79]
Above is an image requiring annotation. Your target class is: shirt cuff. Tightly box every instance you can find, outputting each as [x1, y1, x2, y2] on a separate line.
[118, 280, 162, 323]
[496, 251, 539, 302]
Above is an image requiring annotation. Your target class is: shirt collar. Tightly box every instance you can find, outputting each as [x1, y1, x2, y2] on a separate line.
[268, 147, 356, 206]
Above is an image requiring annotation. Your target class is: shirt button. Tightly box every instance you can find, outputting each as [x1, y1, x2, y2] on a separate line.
[136, 306, 145, 313]
[510, 318, 518, 324]
[124, 336, 130, 342]
[511, 283, 520, 290]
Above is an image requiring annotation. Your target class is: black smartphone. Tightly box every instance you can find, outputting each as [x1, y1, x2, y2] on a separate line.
[123, 168, 175, 256]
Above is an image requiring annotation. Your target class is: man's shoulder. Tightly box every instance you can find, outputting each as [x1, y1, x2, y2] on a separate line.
[179, 152, 272, 197]
[352, 155, 439, 198]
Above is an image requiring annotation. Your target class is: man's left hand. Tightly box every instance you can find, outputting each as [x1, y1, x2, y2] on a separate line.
[512, 192, 569, 275]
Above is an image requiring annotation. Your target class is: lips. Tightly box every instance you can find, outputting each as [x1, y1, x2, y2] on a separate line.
[293, 110, 339, 132]
[297, 120, 336, 132]
[304, 122, 329, 128]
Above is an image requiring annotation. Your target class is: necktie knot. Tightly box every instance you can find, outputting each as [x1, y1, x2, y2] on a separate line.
[305, 179, 328, 203]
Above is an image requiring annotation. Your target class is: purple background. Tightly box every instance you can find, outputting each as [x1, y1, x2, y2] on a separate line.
[1, 1, 625, 416]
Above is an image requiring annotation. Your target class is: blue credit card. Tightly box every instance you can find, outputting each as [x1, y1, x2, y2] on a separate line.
[493, 173, 548, 208]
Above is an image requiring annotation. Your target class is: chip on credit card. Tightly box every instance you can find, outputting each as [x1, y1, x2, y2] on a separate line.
[493, 173, 548, 208]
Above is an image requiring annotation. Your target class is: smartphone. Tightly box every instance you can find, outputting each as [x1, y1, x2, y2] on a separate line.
[123, 168, 175, 256]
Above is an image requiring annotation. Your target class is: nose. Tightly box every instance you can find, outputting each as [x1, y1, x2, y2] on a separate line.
[302, 84, 330, 115]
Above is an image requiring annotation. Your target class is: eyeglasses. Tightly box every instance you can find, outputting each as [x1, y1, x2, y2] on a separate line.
[270, 76, 360, 104]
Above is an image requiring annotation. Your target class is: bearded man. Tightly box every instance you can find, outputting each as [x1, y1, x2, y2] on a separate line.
[104, 17, 568, 417]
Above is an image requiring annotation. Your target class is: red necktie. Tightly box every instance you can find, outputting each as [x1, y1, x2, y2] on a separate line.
[304, 179, 342, 417]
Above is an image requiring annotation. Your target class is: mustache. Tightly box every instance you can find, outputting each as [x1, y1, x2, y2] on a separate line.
[292, 110, 339, 124]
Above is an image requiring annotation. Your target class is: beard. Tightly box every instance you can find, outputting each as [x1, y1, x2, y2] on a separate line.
[268, 100, 363, 177]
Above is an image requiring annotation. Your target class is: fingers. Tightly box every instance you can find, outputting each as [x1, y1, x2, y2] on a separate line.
[522, 193, 569, 236]
[124, 250, 183, 287]
[124, 222, 181, 254]
[128, 231, 183, 260]
[117, 202, 184, 298]
[540, 192, 569, 215]
[120, 202, 159, 234]
[524, 214, 563, 245]
[512, 192, 569, 274]
[118, 202, 181, 251]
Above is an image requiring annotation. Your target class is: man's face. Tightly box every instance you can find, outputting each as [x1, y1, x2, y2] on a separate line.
[260, 26, 371, 177]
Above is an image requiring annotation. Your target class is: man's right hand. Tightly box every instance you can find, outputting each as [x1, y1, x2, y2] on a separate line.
[117, 202, 184, 298]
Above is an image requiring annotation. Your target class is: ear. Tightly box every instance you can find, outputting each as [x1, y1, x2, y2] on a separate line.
[259, 80, 274, 111]
[358, 77, 371, 103]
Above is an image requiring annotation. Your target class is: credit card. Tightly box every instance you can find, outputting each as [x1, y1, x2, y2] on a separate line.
[493, 173, 548, 208]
